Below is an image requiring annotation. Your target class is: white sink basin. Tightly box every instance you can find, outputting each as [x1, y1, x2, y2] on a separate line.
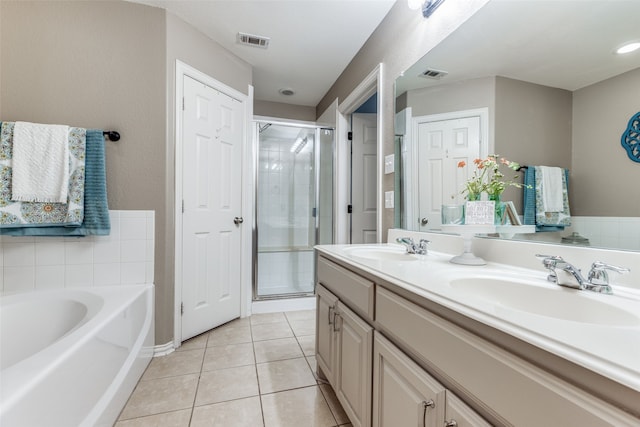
[343, 245, 418, 262]
[449, 277, 640, 326]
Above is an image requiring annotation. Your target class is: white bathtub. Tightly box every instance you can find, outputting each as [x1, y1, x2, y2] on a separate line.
[0, 284, 154, 427]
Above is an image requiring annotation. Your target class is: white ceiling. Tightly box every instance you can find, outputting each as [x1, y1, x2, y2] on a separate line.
[397, 0, 640, 95]
[130, 0, 396, 107]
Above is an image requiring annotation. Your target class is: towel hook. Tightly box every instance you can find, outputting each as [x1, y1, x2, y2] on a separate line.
[103, 131, 120, 142]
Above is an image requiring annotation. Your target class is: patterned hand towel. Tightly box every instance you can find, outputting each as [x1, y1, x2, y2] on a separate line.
[0, 122, 86, 228]
[11, 121, 70, 203]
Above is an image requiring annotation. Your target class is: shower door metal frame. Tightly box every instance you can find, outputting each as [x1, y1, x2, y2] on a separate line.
[252, 120, 333, 301]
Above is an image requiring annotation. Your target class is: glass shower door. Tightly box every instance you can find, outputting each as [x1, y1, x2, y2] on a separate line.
[255, 124, 318, 298]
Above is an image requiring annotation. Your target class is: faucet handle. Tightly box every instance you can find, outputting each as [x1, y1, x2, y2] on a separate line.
[588, 261, 630, 286]
[535, 254, 565, 269]
[417, 239, 430, 255]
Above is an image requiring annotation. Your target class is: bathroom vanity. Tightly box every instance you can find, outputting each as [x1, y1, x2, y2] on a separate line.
[315, 240, 640, 427]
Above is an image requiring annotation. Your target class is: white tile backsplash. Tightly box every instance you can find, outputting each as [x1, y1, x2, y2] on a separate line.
[0, 210, 155, 294]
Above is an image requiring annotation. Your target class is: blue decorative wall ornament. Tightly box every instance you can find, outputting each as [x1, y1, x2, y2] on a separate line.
[621, 112, 640, 163]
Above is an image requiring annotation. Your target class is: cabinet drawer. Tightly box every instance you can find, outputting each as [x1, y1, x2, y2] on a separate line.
[376, 286, 639, 426]
[318, 256, 374, 320]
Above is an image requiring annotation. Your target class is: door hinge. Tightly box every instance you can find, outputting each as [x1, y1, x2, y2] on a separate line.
[182, 97, 185, 111]
[347, 131, 353, 141]
[182, 200, 184, 213]
[181, 302, 184, 316]
[347, 204, 353, 214]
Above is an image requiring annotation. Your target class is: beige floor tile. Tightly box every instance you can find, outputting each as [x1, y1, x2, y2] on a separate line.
[202, 342, 255, 371]
[176, 333, 208, 351]
[195, 365, 259, 406]
[319, 383, 350, 425]
[253, 337, 303, 363]
[191, 396, 264, 427]
[119, 374, 198, 420]
[250, 312, 286, 324]
[114, 409, 191, 427]
[261, 386, 336, 427]
[289, 318, 316, 337]
[222, 317, 251, 329]
[296, 334, 315, 356]
[251, 321, 294, 341]
[142, 349, 204, 380]
[284, 309, 316, 322]
[257, 357, 317, 394]
[207, 325, 252, 346]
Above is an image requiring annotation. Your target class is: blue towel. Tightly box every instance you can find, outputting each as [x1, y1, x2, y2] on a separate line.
[523, 167, 536, 226]
[1, 129, 110, 236]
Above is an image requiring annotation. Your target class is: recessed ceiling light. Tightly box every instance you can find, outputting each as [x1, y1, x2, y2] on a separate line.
[616, 42, 640, 55]
[279, 88, 295, 96]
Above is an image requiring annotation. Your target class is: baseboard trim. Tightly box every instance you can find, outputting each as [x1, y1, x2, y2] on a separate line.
[153, 341, 175, 357]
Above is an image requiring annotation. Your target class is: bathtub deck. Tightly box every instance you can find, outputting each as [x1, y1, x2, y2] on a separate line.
[117, 309, 351, 427]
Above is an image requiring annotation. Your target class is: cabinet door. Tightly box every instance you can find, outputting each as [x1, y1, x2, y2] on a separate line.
[444, 392, 492, 427]
[373, 332, 445, 427]
[335, 301, 373, 427]
[316, 284, 339, 384]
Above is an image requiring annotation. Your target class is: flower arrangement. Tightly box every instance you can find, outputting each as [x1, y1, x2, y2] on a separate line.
[457, 155, 525, 200]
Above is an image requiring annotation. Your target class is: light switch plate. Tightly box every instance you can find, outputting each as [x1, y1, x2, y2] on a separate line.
[384, 154, 395, 174]
[385, 191, 394, 208]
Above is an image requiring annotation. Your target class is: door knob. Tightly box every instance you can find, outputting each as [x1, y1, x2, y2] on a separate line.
[421, 218, 428, 225]
[233, 217, 244, 225]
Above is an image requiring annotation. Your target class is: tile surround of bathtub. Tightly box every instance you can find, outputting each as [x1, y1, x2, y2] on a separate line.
[0, 210, 154, 294]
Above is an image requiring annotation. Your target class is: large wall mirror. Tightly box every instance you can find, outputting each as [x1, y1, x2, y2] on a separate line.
[394, 0, 640, 251]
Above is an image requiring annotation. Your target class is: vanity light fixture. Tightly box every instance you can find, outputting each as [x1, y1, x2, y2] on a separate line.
[408, 0, 446, 17]
[616, 41, 640, 54]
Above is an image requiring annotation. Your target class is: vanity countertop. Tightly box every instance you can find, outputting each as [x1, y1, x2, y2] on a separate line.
[315, 243, 640, 393]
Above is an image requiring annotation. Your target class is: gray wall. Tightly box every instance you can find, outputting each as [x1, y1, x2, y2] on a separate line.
[572, 68, 640, 217]
[254, 100, 316, 122]
[494, 77, 572, 212]
[1, 1, 252, 345]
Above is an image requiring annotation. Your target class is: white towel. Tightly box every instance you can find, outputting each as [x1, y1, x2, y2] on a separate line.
[11, 121, 70, 203]
[539, 166, 564, 212]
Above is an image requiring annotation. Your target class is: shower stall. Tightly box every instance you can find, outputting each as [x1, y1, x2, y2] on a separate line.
[253, 121, 334, 300]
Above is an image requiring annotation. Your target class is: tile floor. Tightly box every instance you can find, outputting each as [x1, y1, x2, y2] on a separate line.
[116, 310, 351, 427]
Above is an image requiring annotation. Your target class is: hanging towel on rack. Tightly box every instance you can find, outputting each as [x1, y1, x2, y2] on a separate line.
[11, 121, 70, 203]
[1, 128, 109, 236]
[0, 122, 86, 227]
[523, 166, 571, 231]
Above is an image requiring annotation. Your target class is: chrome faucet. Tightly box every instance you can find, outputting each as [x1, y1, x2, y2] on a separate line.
[536, 255, 629, 294]
[396, 237, 430, 255]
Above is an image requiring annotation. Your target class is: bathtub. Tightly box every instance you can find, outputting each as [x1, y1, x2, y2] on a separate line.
[0, 284, 154, 427]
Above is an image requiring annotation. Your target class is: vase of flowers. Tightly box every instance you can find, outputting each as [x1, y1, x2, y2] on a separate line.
[457, 155, 526, 224]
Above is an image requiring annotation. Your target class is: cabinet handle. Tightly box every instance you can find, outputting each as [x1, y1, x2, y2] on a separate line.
[444, 420, 458, 427]
[328, 306, 334, 325]
[333, 312, 341, 332]
[422, 400, 435, 427]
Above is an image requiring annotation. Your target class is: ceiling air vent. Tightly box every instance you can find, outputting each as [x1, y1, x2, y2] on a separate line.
[419, 68, 448, 79]
[237, 32, 270, 49]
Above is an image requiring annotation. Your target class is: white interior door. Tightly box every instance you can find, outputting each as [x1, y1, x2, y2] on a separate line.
[416, 116, 481, 229]
[181, 75, 243, 341]
[351, 113, 377, 243]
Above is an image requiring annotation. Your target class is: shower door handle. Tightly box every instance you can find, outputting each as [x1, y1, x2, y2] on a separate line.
[234, 217, 244, 225]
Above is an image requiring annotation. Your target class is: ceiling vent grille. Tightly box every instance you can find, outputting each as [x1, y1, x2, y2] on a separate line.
[237, 32, 270, 49]
[419, 68, 448, 79]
